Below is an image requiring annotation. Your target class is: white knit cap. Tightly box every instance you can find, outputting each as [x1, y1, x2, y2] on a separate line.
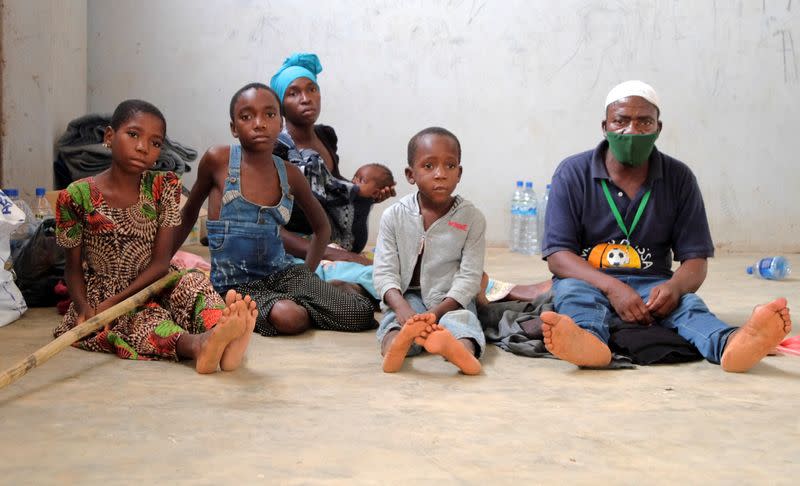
[605, 80, 660, 109]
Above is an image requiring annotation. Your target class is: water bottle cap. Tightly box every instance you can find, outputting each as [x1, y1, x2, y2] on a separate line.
[4, 188, 18, 197]
[36, 187, 46, 196]
[546, 184, 552, 189]
[746, 266, 754, 275]
[516, 181, 523, 187]
[525, 181, 533, 188]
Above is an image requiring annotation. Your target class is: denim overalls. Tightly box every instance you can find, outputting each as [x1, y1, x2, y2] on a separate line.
[206, 145, 294, 292]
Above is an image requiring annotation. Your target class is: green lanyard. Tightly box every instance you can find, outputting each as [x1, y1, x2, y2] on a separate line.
[601, 180, 651, 243]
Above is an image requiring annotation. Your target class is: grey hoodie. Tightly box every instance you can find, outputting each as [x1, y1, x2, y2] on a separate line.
[373, 192, 486, 311]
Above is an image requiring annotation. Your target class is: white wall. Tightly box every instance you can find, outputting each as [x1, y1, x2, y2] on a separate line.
[87, 0, 800, 251]
[1, 0, 87, 197]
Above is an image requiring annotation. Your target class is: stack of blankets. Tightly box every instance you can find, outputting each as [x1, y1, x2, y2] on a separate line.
[53, 114, 197, 189]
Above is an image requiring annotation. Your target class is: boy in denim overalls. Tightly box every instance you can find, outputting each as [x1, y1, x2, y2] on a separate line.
[177, 83, 376, 336]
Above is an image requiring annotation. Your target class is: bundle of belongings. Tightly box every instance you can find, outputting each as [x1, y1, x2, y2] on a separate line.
[53, 113, 197, 189]
[479, 293, 703, 368]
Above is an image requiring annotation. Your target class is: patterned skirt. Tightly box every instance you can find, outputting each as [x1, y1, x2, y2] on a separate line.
[234, 264, 377, 336]
[55, 269, 225, 360]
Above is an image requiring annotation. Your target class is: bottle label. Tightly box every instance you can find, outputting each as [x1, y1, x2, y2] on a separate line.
[0, 196, 11, 215]
[758, 258, 773, 277]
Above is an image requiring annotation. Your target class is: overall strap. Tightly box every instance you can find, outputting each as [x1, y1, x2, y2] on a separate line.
[227, 145, 242, 182]
[272, 155, 291, 198]
[221, 145, 243, 207]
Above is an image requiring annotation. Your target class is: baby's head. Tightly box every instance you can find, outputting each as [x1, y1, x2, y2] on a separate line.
[353, 163, 395, 195]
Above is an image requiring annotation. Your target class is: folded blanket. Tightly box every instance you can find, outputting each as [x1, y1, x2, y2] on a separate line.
[54, 113, 197, 183]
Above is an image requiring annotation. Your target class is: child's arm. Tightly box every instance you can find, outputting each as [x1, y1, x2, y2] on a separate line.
[443, 209, 487, 311]
[172, 147, 225, 254]
[55, 189, 92, 322]
[95, 174, 182, 313]
[94, 225, 175, 314]
[382, 289, 417, 326]
[63, 245, 92, 322]
[285, 163, 330, 270]
[426, 297, 462, 321]
[373, 205, 414, 324]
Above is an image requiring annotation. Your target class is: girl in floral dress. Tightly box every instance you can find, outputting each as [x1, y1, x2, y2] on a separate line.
[55, 99, 256, 374]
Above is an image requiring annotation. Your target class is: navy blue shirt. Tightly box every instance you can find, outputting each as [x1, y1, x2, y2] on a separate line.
[542, 140, 714, 278]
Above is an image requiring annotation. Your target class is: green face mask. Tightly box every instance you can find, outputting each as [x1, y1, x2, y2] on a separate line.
[605, 131, 659, 167]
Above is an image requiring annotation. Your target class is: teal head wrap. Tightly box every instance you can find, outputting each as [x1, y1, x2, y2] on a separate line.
[270, 53, 323, 104]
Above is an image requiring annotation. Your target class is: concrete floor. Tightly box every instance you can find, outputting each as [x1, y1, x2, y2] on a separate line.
[0, 250, 798, 484]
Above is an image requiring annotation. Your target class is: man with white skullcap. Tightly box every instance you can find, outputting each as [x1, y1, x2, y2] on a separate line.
[539, 80, 791, 372]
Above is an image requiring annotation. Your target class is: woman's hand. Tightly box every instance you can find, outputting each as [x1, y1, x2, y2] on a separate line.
[372, 184, 396, 203]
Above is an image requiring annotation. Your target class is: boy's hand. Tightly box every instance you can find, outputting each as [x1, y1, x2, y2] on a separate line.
[394, 309, 415, 328]
[606, 280, 653, 324]
[645, 281, 680, 318]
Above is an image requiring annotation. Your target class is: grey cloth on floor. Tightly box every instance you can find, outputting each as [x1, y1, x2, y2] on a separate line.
[55, 113, 197, 181]
[479, 291, 635, 369]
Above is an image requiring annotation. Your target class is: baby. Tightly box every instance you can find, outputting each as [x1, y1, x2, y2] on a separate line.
[349, 163, 395, 255]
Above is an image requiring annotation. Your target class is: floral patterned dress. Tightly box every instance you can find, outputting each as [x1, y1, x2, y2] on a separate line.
[54, 171, 225, 360]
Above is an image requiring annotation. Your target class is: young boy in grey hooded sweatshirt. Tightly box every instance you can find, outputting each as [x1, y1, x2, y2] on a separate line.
[374, 127, 486, 375]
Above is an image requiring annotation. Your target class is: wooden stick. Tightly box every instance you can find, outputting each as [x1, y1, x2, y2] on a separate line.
[0, 271, 182, 390]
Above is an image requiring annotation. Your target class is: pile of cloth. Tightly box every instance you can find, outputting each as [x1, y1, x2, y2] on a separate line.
[53, 114, 197, 189]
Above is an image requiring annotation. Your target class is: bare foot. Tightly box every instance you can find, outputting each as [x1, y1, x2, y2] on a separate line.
[507, 280, 553, 302]
[220, 294, 258, 371]
[541, 311, 612, 367]
[721, 298, 792, 373]
[382, 313, 436, 373]
[195, 299, 247, 374]
[422, 327, 482, 375]
[414, 322, 439, 346]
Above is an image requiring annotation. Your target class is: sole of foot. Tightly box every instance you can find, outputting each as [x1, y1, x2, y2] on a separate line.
[196, 297, 247, 374]
[541, 311, 612, 368]
[422, 327, 482, 375]
[221, 294, 258, 371]
[721, 297, 792, 373]
[382, 313, 436, 373]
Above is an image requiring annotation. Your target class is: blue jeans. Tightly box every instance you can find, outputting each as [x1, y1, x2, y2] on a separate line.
[552, 276, 736, 364]
[376, 291, 486, 358]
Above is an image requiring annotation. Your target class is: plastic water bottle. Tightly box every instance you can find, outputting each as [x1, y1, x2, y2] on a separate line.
[539, 183, 551, 240]
[4, 188, 35, 257]
[509, 180, 524, 252]
[746, 256, 791, 280]
[520, 181, 539, 255]
[33, 187, 54, 221]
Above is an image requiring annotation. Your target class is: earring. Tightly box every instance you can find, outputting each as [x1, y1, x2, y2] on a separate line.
[103, 142, 111, 149]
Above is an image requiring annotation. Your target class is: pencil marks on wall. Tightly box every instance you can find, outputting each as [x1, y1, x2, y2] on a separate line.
[776, 29, 799, 82]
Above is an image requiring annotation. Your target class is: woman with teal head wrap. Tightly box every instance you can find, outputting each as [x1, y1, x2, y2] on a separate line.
[270, 52, 396, 301]
[270, 53, 323, 104]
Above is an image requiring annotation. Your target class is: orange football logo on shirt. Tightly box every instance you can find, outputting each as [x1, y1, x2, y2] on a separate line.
[587, 243, 642, 269]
